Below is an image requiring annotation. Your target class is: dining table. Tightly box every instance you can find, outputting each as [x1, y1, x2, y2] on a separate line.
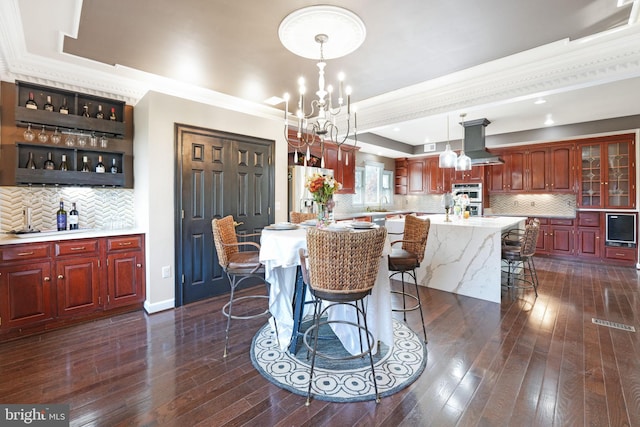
[259, 223, 394, 355]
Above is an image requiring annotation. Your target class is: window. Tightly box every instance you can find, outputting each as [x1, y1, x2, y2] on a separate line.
[354, 161, 393, 206]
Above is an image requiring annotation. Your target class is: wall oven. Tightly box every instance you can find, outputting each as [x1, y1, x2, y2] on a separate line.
[452, 183, 483, 216]
[451, 183, 483, 202]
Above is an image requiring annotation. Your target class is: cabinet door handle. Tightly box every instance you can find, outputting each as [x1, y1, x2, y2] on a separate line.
[70, 246, 86, 251]
[44, 277, 50, 281]
[58, 275, 64, 279]
[136, 263, 142, 268]
[17, 251, 34, 256]
[118, 242, 132, 246]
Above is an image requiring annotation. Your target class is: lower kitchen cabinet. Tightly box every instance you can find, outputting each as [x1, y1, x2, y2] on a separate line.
[106, 235, 145, 309]
[0, 261, 54, 330]
[0, 233, 145, 340]
[532, 213, 635, 265]
[55, 239, 101, 317]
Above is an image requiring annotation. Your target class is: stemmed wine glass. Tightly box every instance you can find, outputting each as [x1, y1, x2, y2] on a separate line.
[50, 127, 62, 144]
[37, 125, 48, 143]
[23, 123, 35, 141]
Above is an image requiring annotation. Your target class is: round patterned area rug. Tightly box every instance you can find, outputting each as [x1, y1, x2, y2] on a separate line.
[250, 319, 427, 402]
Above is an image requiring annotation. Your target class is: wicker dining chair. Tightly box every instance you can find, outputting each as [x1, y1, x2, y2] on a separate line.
[211, 215, 271, 358]
[501, 218, 541, 296]
[290, 211, 316, 224]
[387, 215, 430, 343]
[300, 226, 387, 405]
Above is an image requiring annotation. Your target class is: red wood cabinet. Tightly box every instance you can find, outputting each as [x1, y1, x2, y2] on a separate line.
[54, 239, 101, 317]
[0, 261, 54, 330]
[576, 211, 601, 259]
[287, 130, 357, 194]
[407, 158, 427, 194]
[453, 165, 484, 184]
[488, 144, 574, 193]
[576, 134, 635, 209]
[427, 157, 451, 193]
[106, 235, 145, 309]
[0, 234, 145, 340]
[395, 158, 408, 195]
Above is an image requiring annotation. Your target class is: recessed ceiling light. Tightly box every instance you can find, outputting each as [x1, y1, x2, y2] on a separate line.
[393, 127, 400, 132]
[534, 98, 546, 105]
[264, 96, 284, 105]
[544, 114, 554, 126]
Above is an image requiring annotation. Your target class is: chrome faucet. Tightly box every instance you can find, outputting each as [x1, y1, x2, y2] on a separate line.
[379, 195, 389, 210]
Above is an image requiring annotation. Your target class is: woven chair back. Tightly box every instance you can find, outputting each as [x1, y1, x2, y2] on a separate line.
[306, 227, 387, 295]
[211, 215, 239, 268]
[402, 215, 431, 263]
[290, 212, 316, 224]
[520, 219, 540, 258]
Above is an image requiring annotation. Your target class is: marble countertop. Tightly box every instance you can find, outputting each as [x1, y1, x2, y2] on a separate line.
[386, 214, 528, 229]
[0, 228, 146, 246]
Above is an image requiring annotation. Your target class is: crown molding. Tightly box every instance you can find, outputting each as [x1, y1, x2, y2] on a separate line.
[353, 25, 640, 131]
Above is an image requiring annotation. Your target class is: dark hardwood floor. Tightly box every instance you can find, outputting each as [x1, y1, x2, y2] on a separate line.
[1, 257, 639, 426]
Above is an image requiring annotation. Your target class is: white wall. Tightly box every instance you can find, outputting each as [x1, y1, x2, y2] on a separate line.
[134, 91, 287, 313]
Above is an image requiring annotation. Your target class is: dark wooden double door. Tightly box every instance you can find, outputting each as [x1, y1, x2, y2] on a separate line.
[175, 124, 274, 306]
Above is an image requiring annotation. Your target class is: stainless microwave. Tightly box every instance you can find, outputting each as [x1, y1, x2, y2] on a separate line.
[452, 183, 483, 202]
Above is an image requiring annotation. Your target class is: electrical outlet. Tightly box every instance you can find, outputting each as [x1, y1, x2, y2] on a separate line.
[531, 201, 535, 207]
[161, 266, 171, 278]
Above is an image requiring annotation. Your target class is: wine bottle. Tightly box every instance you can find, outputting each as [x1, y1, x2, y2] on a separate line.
[68, 202, 79, 230]
[56, 199, 67, 231]
[95, 155, 105, 173]
[59, 154, 68, 171]
[59, 98, 69, 114]
[110, 158, 118, 174]
[81, 156, 90, 172]
[109, 107, 117, 121]
[25, 151, 37, 169]
[43, 96, 54, 112]
[95, 105, 104, 119]
[25, 92, 38, 110]
[82, 103, 90, 117]
[44, 152, 55, 170]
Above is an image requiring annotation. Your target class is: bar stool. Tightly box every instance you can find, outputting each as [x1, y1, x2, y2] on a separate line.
[387, 215, 430, 343]
[300, 227, 387, 405]
[501, 219, 540, 296]
[211, 215, 272, 358]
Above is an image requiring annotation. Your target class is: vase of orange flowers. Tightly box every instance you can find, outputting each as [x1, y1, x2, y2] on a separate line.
[305, 172, 342, 224]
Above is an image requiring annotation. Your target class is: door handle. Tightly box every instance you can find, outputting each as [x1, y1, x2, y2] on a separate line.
[58, 275, 64, 279]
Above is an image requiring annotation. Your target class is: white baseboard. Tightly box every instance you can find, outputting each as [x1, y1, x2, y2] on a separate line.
[144, 298, 175, 314]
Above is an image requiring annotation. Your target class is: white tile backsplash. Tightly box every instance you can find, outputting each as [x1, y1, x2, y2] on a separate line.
[0, 186, 135, 232]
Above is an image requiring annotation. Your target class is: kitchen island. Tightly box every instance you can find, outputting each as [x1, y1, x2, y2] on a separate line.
[385, 215, 527, 303]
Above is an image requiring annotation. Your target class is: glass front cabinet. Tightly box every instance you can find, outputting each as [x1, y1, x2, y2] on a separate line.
[578, 133, 635, 209]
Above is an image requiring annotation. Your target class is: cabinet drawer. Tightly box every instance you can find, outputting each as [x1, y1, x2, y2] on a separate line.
[55, 239, 99, 256]
[577, 212, 600, 227]
[107, 235, 142, 251]
[1, 243, 50, 262]
[550, 218, 574, 226]
[604, 246, 636, 261]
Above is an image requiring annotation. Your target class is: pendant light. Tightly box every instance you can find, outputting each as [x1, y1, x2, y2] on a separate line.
[455, 113, 472, 172]
[439, 115, 457, 168]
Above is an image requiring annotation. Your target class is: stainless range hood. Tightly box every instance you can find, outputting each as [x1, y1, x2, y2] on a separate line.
[463, 118, 504, 165]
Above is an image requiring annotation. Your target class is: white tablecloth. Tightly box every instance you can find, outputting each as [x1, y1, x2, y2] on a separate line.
[259, 226, 394, 355]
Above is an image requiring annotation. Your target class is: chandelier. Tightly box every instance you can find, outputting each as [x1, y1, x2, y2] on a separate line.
[279, 6, 366, 167]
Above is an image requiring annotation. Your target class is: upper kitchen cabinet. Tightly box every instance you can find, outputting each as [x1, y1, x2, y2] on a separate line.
[487, 143, 574, 194]
[577, 133, 635, 209]
[452, 163, 484, 184]
[407, 158, 427, 194]
[286, 129, 357, 194]
[0, 81, 134, 188]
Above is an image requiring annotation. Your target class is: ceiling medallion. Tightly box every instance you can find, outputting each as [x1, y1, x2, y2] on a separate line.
[279, 5, 366, 60]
